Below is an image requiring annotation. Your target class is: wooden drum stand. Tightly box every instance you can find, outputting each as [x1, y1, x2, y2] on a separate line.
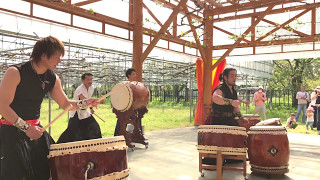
[113, 107, 149, 151]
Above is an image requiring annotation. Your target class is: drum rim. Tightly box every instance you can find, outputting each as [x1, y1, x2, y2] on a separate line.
[198, 125, 246, 131]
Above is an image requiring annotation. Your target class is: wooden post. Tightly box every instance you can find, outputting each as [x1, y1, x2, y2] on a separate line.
[203, 9, 213, 117]
[132, 0, 143, 82]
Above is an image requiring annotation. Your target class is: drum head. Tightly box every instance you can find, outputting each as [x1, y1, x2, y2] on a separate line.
[110, 83, 133, 112]
[256, 118, 280, 126]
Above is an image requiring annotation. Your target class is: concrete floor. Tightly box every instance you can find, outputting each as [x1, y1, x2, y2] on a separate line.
[127, 127, 320, 180]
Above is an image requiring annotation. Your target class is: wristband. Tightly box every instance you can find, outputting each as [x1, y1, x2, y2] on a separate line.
[13, 117, 30, 132]
[235, 112, 244, 120]
[223, 98, 233, 105]
[77, 99, 88, 110]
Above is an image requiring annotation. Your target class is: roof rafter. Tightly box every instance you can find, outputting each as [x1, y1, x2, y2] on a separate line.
[73, 0, 102, 7]
[212, 5, 275, 71]
[256, 8, 311, 42]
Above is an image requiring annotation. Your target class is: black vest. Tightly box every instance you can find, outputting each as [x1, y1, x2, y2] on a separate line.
[9, 61, 56, 120]
[212, 83, 238, 114]
[316, 95, 320, 105]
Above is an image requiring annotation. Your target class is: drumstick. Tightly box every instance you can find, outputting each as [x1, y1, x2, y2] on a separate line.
[42, 104, 73, 131]
[93, 113, 105, 122]
[98, 83, 125, 102]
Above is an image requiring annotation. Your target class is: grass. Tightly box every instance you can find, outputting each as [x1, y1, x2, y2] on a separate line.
[40, 99, 193, 141]
[40, 100, 318, 142]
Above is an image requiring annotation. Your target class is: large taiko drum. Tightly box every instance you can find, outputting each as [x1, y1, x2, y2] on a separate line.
[49, 136, 129, 180]
[247, 126, 289, 175]
[197, 125, 247, 155]
[111, 81, 150, 112]
[236, 114, 261, 131]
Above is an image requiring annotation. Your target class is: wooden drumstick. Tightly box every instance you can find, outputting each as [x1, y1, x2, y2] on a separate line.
[93, 113, 105, 122]
[42, 104, 73, 131]
[98, 83, 125, 102]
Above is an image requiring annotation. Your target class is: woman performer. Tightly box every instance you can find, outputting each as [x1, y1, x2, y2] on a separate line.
[0, 36, 99, 180]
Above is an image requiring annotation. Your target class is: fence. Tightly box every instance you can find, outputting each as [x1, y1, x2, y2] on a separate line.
[148, 88, 310, 108]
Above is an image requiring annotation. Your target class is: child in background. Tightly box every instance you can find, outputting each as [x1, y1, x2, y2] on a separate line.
[306, 107, 314, 130]
[286, 113, 298, 129]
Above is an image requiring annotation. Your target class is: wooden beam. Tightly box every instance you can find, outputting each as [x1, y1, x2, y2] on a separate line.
[262, 18, 309, 37]
[148, 0, 202, 21]
[256, 8, 311, 42]
[184, 4, 207, 62]
[211, 5, 275, 71]
[204, 0, 223, 7]
[143, 27, 198, 49]
[213, 25, 250, 43]
[132, 0, 143, 82]
[211, 35, 320, 50]
[73, 0, 102, 7]
[209, 0, 303, 15]
[22, 0, 132, 30]
[212, 3, 320, 22]
[140, 0, 188, 63]
[143, 3, 173, 37]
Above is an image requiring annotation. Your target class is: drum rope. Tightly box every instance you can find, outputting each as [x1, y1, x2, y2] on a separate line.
[84, 168, 89, 180]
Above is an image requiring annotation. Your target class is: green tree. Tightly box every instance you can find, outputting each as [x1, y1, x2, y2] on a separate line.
[270, 58, 317, 107]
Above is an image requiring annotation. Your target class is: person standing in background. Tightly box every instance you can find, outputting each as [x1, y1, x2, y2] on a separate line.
[253, 86, 267, 120]
[310, 86, 320, 129]
[295, 86, 309, 123]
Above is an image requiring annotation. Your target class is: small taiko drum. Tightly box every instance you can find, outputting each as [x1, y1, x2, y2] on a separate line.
[197, 125, 247, 155]
[111, 81, 150, 112]
[236, 114, 261, 131]
[247, 126, 289, 175]
[49, 136, 129, 180]
[256, 118, 281, 126]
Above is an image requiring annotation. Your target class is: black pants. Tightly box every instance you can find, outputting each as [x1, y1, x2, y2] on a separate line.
[211, 116, 240, 126]
[0, 124, 54, 180]
[314, 106, 320, 130]
[57, 113, 102, 143]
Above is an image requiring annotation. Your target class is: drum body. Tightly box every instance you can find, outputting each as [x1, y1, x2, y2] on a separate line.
[197, 125, 247, 155]
[128, 81, 150, 110]
[247, 126, 289, 174]
[237, 114, 261, 131]
[111, 81, 149, 112]
[49, 136, 129, 180]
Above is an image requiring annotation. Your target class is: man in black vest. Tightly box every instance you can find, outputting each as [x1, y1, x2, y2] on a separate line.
[202, 68, 248, 166]
[211, 68, 248, 125]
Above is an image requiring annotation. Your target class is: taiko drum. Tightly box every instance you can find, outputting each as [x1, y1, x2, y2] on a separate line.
[247, 126, 289, 175]
[49, 136, 129, 180]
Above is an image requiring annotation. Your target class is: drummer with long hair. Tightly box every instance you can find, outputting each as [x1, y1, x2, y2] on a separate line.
[202, 68, 248, 166]
[211, 68, 249, 126]
[0, 36, 99, 180]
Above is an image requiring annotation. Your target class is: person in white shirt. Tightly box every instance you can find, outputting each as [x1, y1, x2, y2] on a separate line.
[57, 73, 103, 143]
[295, 86, 309, 123]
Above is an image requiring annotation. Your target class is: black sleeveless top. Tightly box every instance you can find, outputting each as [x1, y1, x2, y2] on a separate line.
[9, 61, 56, 120]
[211, 83, 238, 114]
[316, 95, 320, 105]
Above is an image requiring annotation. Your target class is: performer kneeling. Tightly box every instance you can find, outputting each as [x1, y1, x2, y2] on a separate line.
[0, 36, 99, 180]
[58, 73, 104, 143]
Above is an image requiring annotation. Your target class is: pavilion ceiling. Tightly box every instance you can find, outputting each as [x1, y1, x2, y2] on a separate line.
[0, 0, 319, 65]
